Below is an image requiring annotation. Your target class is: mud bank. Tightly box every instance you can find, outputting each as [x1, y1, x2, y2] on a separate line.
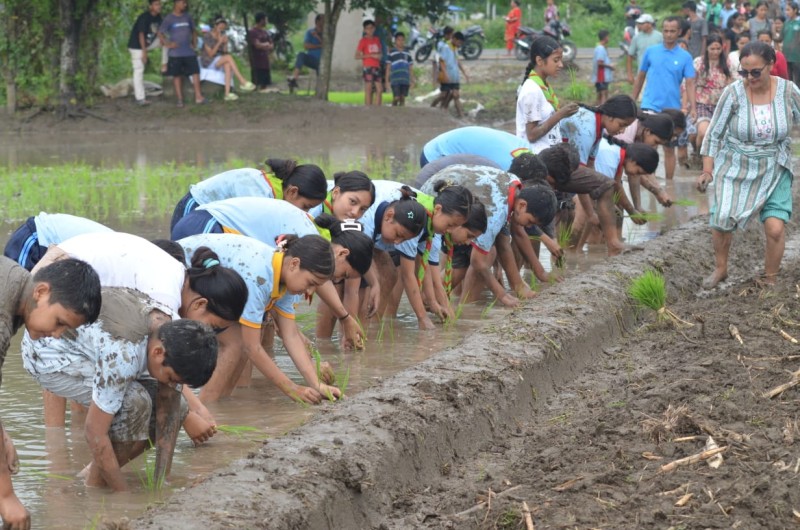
[132, 209, 780, 530]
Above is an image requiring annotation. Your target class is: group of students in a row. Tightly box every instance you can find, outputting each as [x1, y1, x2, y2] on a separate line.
[0, 103, 671, 525]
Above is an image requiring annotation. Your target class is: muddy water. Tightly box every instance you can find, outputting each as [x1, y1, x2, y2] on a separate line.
[0, 130, 707, 527]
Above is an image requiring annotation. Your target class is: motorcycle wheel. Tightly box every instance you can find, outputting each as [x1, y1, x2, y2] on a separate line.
[415, 44, 432, 63]
[561, 40, 577, 63]
[515, 43, 529, 61]
[460, 39, 483, 60]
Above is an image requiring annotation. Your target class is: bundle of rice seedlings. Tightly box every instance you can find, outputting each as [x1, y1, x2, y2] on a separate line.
[671, 199, 697, 207]
[555, 223, 573, 269]
[628, 269, 693, 326]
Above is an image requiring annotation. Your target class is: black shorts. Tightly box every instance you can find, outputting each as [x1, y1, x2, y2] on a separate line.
[450, 244, 472, 269]
[251, 68, 271, 87]
[167, 56, 200, 77]
[3, 217, 46, 271]
[594, 82, 609, 92]
[391, 83, 409, 97]
[363, 67, 382, 83]
[440, 83, 460, 92]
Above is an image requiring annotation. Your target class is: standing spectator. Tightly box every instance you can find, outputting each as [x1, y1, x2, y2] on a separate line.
[772, 17, 785, 50]
[158, 0, 204, 107]
[749, 1, 772, 37]
[247, 12, 273, 91]
[592, 30, 614, 104]
[720, 0, 739, 28]
[692, 34, 733, 153]
[200, 17, 256, 101]
[385, 32, 414, 106]
[288, 14, 324, 93]
[784, 2, 800, 85]
[355, 19, 383, 106]
[767, 0, 783, 19]
[545, 0, 560, 24]
[626, 14, 663, 84]
[632, 16, 697, 178]
[729, 32, 751, 74]
[696, 41, 800, 289]
[438, 31, 469, 117]
[708, 0, 724, 26]
[430, 26, 454, 109]
[128, 0, 163, 106]
[505, 0, 522, 56]
[724, 12, 747, 51]
[625, 0, 642, 29]
[684, 0, 710, 57]
[757, 29, 791, 76]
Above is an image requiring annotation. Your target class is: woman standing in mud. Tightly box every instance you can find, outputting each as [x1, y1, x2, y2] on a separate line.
[697, 42, 800, 289]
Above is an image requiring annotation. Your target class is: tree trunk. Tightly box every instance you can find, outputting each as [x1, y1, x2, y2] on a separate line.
[315, 0, 347, 100]
[58, 0, 82, 117]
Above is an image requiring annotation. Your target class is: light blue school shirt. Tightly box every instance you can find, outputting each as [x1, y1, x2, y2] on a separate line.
[177, 233, 300, 327]
[419, 165, 519, 254]
[190, 168, 277, 205]
[593, 139, 623, 179]
[357, 180, 440, 264]
[559, 107, 605, 165]
[34, 212, 112, 247]
[639, 44, 695, 112]
[422, 126, 531, 170]
[198, 197, 317, 245]
[591, 44, 613, 84]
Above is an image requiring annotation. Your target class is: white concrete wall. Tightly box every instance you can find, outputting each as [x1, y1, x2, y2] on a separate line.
[308, 6, 366, 74]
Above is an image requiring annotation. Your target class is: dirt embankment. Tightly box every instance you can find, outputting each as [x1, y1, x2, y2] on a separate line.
[130, 199, 799, 530]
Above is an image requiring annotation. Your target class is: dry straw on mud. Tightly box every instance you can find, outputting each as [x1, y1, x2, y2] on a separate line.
[628, 269, 693, 327]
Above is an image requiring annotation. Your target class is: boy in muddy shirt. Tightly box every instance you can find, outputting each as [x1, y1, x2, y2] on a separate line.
[21, 287, 217, 492]
[0, 256, 101, 529]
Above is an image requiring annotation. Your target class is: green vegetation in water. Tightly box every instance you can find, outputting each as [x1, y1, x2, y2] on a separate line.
[481, 297, 498, 319]
[375, 317, 396, 343]
[555, 223, 574, 269]
[529, 273, 539, 292]
[336, 361, 351, 398]
[672, 199, 698, 207]
[629, 211, 665, 222]
[216, 425, 262, 438]
[137, 442, 167, 493]
[628, 269, 693, 327]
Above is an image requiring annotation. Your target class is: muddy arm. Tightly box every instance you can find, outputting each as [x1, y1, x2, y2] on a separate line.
[154, 383, 182, 481]
[0, 423, 29, 530]
[84, 403, 127, 491]
[315, 281, 364, 349]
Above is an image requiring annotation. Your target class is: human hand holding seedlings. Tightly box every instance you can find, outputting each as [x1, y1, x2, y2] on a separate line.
[629, 210, 649, 225]
[183, 410, 216, 446]
[318, 361, 336, 385]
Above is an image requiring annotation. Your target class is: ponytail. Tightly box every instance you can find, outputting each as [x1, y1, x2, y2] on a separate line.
[431, 181, 473, 218]
[187, 247, 248, 321]
[280, 234, 335, 278]
[265, 158, 328, 200]
[579, 95, 638, 119]
[314, 214, 374, 276]
[389, 185, 427, 234]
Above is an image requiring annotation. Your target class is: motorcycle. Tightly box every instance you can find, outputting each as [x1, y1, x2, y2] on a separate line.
[414, 24, 485, 62]
[268, 24, 295, 63]
[513, 20, 576, 63]
[402, 14, 425, 53]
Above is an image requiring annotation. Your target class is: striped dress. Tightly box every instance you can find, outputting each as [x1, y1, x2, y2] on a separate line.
[700, 78, 800, 231]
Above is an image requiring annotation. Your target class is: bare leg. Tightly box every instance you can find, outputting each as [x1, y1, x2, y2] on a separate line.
[173, 76, 183, 105]
[191, 74, 203, 102]
[43, 390, 67, 427]
[198, 327, 247, 402]
[696, 121, 710, 156]
[763, 217, 785, 283]
[596, 188, 627, 256]
[223, 63, 233, 96]
[664, 145, 676, 180]
[452, 91, 464, 118]
[703, 228, 732, 289]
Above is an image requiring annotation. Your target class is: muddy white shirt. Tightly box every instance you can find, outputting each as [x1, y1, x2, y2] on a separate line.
[57, 232, 184, 317]
[21, 288, 152, 415]
[33, 212, 112, 248]
[177, 233, 300, 327]
[198, 197, 318, 245]
[189, 168, 278, 205]
[516, 79, 561, 154]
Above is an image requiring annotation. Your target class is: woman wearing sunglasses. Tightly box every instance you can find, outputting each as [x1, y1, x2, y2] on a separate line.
[697, 41, 800, 289]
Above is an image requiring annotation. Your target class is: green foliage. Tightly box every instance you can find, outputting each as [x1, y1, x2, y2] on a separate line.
[672, 199, 697, 207]
[628, 269, 667, 312]
[216, 424, 262, 438]
[563, 68, 591, 101]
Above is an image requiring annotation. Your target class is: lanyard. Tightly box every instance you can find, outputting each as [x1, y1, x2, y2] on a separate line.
[527, 71, 559, 110]
[615, 148, 627, 180]
[416, 210, 435, 288]
[507, 181, 522, 222]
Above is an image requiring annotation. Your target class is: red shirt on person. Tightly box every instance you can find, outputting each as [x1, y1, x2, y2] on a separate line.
[771, 50, 790, 79]
[357, 36, 382, 68]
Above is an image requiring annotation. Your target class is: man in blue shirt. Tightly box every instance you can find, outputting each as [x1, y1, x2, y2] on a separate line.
[288, 14, 324, 92]
[632, 16, 696, 179]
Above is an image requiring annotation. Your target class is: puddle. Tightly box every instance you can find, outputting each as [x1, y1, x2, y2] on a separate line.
[0, 130, 710, 527]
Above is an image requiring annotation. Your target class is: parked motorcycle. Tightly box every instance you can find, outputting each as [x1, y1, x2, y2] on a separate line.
[513, 20, 576, 63]
[268, 24, 295, 63]
[414, 24, 485, 62]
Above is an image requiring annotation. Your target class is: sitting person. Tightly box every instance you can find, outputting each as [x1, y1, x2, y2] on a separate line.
[288, 14, 324, 92]
[22, 287, 218, 491]
[200, 16, 255, 101]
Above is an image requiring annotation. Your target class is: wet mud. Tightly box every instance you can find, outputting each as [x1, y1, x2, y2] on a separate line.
[133, 201, 796, 529]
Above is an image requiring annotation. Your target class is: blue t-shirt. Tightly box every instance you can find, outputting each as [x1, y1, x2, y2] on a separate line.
[304, 28, 322, 60]
[198, 197, 318, 245]
[189, 168, 276, 205]
[159, 12, 196, 57]
[387, 47, 412, 85]
[422, 126, 531, 170]
[439, 42, 459, 83]
[419, 165, 520, 254]
[34, 212, 113, 247]
[177, 233, 300, 327]
[592, 44, 613, 84]
[639, 44, 695, 112]
[559, 107, 604, 164]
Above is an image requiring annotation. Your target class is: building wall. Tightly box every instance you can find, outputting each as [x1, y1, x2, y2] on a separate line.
[307, 7, 366, 74]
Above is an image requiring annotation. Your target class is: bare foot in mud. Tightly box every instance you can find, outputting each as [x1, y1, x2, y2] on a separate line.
[702, 270, 728, 289]
[608, 244, 643, 257]
[754, 273, 778, 288]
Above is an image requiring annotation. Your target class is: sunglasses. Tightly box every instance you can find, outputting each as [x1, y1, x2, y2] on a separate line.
[738, 65, 768, 78]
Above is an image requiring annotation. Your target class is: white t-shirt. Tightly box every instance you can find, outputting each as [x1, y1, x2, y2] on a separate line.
[515, 79, 560, 154]
[57, 232, 185, 317]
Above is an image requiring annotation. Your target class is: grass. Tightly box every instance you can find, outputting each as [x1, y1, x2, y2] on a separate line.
[216, 424, 262, 438]
[326, 91, 393, 105]
[555, 222, 574, 269]
[137, 441, 166, 493]
[563, 68, 591, 102]
[481, 297, 498, 319]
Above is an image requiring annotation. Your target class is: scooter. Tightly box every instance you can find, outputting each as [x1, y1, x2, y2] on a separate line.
[460, 25, 485, 60]
[513, 20, 576, 63]
[414, 27, 444, 62]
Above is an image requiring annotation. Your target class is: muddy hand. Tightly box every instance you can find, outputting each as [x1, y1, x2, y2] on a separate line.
[559, 102, 580, 118]
[183, 411, 216, 446]
[319, 361, 336, 386]
[696, 172, 712, 193]
[291, 385, 322, 405]
[341, 316, 365, 350]
[419, 316, 437, 330]
[657, 192, 673, 207]
[319, 383, 342, 401]
[3, 431, 18, 475]
[630, 211, 648, 225]
[0, 494, 30, 530]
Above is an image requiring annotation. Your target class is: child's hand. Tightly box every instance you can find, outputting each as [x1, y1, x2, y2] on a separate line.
[656, 191, 673, 207]
[319, 361, 336, 385]
[183, 411, 217, 446]
[419, 315, 437, 330]
[0, 493, 30, 530]
[319, 383, 342, 401]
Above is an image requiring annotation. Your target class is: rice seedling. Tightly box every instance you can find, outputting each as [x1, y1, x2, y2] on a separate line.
[555, 223, 574, 269]
[672, 199, 697, 207]
[137, 442, 167, 493]
[216, 425, 262, 439]
[628, 269, 693, 327]
[564, 69, 591, 102]
[629, 211, 665, 222]
[529, 272, 539, 292]
[336, 362, 351, 397]
[481, 297, 498, 319]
